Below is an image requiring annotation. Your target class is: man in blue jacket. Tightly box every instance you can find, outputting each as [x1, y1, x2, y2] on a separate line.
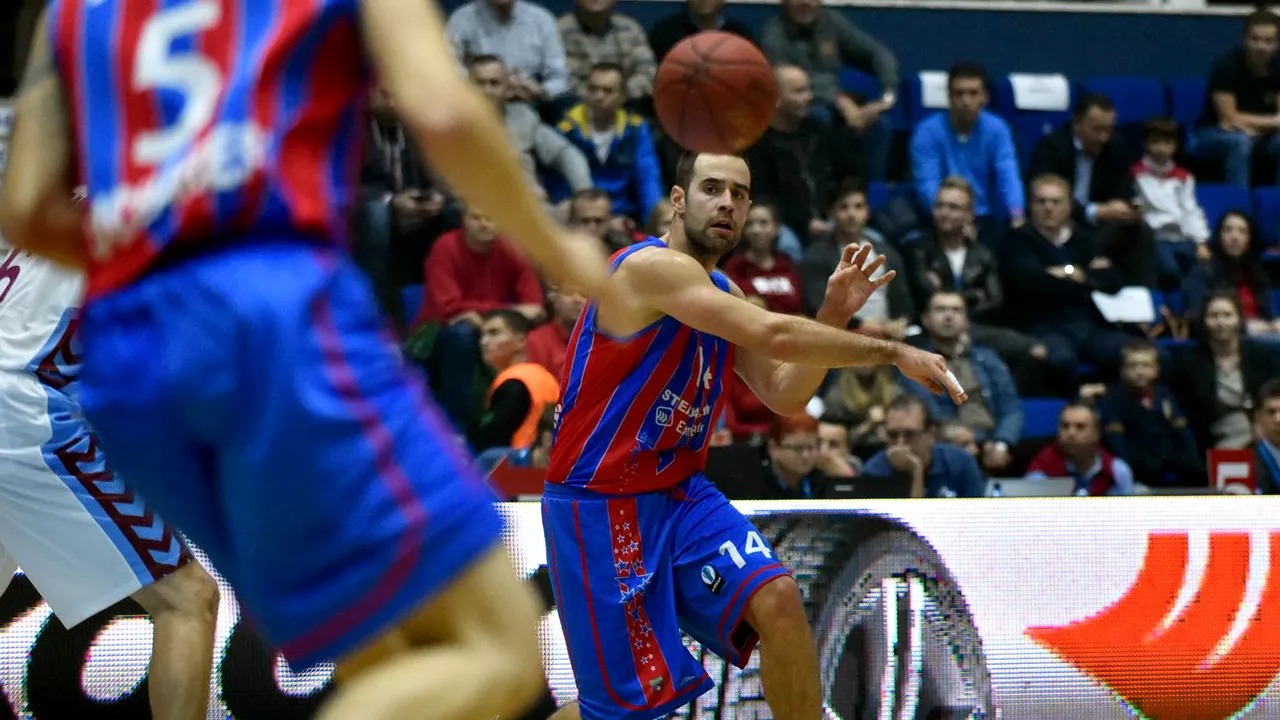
[909, 62, 1025, 242]
[902, 291, 1024, 474]
[556, 62, 663, 223]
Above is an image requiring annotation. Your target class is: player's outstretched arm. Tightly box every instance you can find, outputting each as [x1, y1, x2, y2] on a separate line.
[0, 9, 85, 269]
[359, 0, 615, 304]
[615, 247, 967, 403]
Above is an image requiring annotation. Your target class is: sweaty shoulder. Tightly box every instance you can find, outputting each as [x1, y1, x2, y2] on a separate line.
[599, 245, 724, 335]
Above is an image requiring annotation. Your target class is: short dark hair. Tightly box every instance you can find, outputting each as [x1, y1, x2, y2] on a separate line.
[926, 290, 967, 314]
[887, 394, 935, 428]
[1258, 378, 1280, 413]
[1060, 401, 1099, 429]
[674, 152, 703, 191]
[569, 188, 611, 220]
[483, 309, 532, 335]
[1120, 339, 1159, 362]
[1144, 117, 1180, 144]
[1073, 92, 1116, 120]
[588, 61, 625, 79]
[828, 176, 868, 210]
[946, 62, 988, 91]
[748, 202, 782, 227]
[1245, 8, 1280, 34]
[465, 53, 505, 71]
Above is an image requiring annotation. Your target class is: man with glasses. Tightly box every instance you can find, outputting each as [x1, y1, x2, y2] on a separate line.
[860, 395, 987, 498]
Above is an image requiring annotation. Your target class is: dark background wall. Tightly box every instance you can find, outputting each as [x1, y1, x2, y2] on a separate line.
[0, 3, 1249, 92]
[440, 1, 1247, 81]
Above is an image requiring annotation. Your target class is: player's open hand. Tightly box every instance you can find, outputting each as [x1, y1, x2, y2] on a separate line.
[817, 244, 895, 326]
[894, 346, 968, 404]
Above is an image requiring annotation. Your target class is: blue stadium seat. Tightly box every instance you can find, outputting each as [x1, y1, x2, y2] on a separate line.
[1079, 77, 1166, 125]
[1167, 78, 1207, 131]
[1022, 397, 1067, 439]
[1196, 183, 1251, 231]
[989, 76, 1072, 126]
[905, 71, 957, 126]
[867, 182, 913, 211]
[1254, 187, 1280, 248]
[838, 68, 907, 129]
[1009, 114, 1060, 169]
[401, 284, 424, 324]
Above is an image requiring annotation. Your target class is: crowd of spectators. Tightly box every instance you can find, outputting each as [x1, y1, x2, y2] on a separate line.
[353, 0, 1280, 500]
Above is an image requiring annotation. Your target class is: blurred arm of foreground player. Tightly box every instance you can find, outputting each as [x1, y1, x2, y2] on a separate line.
[0, 9, 86, 268]
[361, 0, 617, 305]
[605, 245, 968, 409]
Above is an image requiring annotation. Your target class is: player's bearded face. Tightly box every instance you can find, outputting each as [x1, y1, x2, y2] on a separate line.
[683, 186, 746, 256]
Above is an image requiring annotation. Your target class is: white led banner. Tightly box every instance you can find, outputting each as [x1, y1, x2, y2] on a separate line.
[4, 498, 1280, 719]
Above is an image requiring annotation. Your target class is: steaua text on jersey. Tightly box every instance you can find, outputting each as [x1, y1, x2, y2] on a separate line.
[48, 0, 369, 299]
[545, 238, 736, 495]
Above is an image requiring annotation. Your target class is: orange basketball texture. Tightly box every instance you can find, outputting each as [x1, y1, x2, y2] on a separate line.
[653, 32, 778, 155]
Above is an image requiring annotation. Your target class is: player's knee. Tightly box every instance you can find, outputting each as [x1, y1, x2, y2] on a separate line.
[133, 561, 220, 621]
[745, 576, 806, 637]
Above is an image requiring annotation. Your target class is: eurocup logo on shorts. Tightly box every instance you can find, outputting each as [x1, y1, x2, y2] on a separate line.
[1028, 531, 1280, 719]
[701, 564, 724, 594]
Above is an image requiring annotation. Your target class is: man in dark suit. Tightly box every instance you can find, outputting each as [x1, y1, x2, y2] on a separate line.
[1000, 174, 1134, 385]
[1026, 93, 1162, 288]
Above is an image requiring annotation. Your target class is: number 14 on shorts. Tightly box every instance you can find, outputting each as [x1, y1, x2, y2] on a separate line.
[718, 531, 772, 569]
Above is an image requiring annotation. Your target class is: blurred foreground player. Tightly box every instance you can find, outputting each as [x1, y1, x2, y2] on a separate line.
[543, 153, 966, 720]
[0, 1, 620, 719]
[0, 228, 218, 720]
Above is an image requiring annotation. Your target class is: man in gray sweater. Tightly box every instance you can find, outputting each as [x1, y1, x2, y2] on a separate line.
[760, 0, 898, 181]
[468, 54, 594, 198]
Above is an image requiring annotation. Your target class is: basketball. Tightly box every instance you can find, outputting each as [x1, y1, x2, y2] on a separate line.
[653, 32, 778, 155]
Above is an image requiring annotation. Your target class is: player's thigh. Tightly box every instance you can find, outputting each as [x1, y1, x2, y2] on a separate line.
[671, 476, 790, 668]
[334, 545, 539, 680]
[542, 490, 713, 720]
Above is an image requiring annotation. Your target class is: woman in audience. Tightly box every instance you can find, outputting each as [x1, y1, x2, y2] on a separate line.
[763, 414, 830, 499]
[722, 203, 804, 315]
[1184, 211, 1280, 337]
[1172, 291, 1280, 451]
[821, 365, 902, 456]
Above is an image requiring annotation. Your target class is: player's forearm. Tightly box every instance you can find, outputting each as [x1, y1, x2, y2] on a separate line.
[763, 310, 847, 410]
[401, 90, 565, 274]
[764, 311, 903, 369]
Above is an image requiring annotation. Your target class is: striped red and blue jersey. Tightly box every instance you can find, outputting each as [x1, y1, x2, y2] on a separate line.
[545, 238, 736, 494]
[48, 0, 368, 299]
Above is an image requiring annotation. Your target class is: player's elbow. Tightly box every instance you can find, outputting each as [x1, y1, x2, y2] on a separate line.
[397, 80, 492, 146]
[760, 314, 807, 363]
[0, 191, 39, 251]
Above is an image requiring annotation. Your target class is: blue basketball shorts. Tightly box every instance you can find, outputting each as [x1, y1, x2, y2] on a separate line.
[75, 240, 503, 670]
[541, 474, 791, 720]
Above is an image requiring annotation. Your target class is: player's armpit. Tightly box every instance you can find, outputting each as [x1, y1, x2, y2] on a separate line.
[725, 280, 826, 416]
[617, 248, 902, 369]
[0, 9, 85, 269]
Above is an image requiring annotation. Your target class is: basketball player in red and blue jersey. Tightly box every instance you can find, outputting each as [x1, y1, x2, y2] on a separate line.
[543, 153, 967, 720]
[0, 0, 622, 718]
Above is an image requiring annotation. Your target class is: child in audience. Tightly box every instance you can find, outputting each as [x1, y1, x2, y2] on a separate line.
[1132, 118, 1211, 278]
[1098, 340, 1203, 487]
